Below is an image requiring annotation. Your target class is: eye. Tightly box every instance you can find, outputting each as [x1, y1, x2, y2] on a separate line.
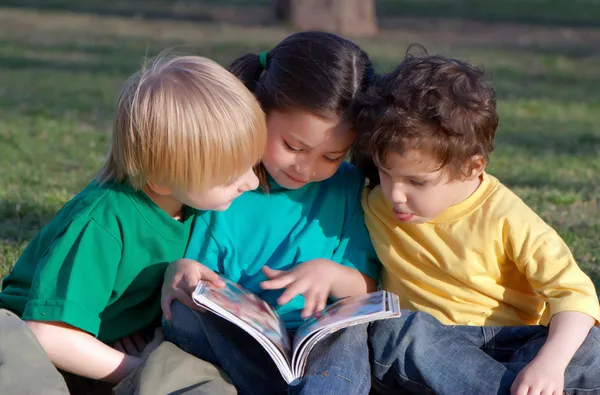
[409, 179, 427, 187]
[283, 140, 302, 153]
[224, 178, 238, 187]
[323, 155, 345, 163]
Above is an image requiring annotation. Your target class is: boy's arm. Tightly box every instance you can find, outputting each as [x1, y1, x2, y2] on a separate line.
[26, 321, 140, 384]
[535, 311, 594, 367]
[511, 311, 595, 395]
[506, 203, 600, 394]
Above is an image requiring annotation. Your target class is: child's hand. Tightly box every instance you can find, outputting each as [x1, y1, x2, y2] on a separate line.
[113, 331, 149, 357]
[113, 327, 164, 359]
[161, 258, 225, 320]
[140, 327, 165, 358]
[510, 356, 566, 395]
[259, 259, 340, 319]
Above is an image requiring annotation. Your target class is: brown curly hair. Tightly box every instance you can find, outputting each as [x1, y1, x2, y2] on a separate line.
[354, 50, 498, 185]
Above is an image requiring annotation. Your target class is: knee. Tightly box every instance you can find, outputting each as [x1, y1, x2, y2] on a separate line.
[370, 311, 441, 343]
[369, 312, 445, 360]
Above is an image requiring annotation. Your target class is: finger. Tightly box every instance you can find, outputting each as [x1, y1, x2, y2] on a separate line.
[510, 381, 527, 395]
[301, 293, 317, 319]
[262, 266, 285, 279]
[261, 274, 295, 290]
[277, 281, 306, 305]
[131, 332, 148, 353]
[314, 293, 327, 317]
[153, 327, 165, 343]
[113, 340, 125, 353]
[171, 288, 207, 314]
[172, 288, 197, 311]
[198, 268, 225, 288]
[161, 293, 174, 320]
[120, 336, 141, 357]
[177, 273, 199, 295]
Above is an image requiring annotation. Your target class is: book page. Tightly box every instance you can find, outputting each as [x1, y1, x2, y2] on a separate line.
[194, 278, 292, 357]
[290, 291, 401, 379]
[293, 291, 388, 351]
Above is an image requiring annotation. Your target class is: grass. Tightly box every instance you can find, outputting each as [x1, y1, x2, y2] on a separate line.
[0, 2, 599, 287]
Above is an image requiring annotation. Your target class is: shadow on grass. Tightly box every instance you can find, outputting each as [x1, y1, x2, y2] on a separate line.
[0, 0, 273, 25]
[0, 38, 273, 75]
[493, 68, 600, 103]
[377, 0, 600, 28]
[3, 0, 600, 28]
[0, 39, 272, 120]
[496, 124, 600, 157]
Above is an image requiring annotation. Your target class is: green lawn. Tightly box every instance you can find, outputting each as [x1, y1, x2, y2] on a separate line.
[0, 2, 599, 286]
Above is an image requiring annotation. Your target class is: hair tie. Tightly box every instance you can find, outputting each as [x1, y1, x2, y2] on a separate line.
[258, 51, 269, 69]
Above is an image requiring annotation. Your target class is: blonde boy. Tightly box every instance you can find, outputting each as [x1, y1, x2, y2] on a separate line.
[357, 53, 600, 395]
[0, 55, 266, 391]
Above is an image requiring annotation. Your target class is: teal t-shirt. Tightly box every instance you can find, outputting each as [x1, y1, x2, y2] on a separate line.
[0, 181, 195, 343]
[185, 162, 380, 329]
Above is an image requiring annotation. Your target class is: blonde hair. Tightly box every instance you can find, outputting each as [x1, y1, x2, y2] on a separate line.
[97, 55, 267, 191]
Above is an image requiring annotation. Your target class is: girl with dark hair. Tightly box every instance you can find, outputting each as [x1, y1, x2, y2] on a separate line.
[161, 31, 379, 395]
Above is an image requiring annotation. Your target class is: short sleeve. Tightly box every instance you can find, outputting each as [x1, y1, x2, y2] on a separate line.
[508, 216, 600, 324]
[22, 219, 122, 336]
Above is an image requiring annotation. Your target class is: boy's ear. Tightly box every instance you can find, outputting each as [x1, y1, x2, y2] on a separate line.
[146, 181, 173, 196]
[465, 155, 486, 180]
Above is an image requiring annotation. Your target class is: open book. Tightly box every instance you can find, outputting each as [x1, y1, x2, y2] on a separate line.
[192, 278, 401, 384]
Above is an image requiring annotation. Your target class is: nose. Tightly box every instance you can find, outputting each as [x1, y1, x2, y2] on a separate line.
[294, 156, 316, 178]
[239, 167, 260, 191]
[391, 183, 407, 204]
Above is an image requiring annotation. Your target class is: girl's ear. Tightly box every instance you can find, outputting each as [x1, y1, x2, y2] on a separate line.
[465, 155, 486, 180]
[146, 181, 173, 196]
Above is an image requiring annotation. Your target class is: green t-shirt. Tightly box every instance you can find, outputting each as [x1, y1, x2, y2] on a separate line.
[0, 181, 194, 343]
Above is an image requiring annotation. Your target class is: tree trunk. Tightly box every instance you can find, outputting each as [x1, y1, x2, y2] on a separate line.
[273, 0, 292, 21]
[290, 0, 378, 37]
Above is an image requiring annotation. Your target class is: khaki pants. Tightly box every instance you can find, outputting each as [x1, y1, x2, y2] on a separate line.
[62, 342, 237, 395]
[113, 341, 237, 395]
[63, 341, 237, 395]
[0, 309, 70, 395]
[1, 309, 235, 395]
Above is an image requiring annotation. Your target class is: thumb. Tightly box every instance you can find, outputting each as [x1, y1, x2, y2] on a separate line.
[199, 267, 225, 288]
[152, 327, 165, 343]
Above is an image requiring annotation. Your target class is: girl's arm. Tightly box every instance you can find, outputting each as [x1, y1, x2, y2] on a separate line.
[26, 321, 141, 384]
[261, 258, 377, 318]
[329, 263, 378, 298]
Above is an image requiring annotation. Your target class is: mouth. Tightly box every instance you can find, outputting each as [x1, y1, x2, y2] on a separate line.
[284, 172, 309, 184]
[393, 209, 414, 222]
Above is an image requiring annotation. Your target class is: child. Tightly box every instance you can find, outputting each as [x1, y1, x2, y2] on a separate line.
[0, 55, 267, 393]
[161, 32, 379, 395]
[356, 52, 600, 394]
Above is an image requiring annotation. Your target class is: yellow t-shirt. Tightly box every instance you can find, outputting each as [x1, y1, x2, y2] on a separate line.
[362, 173, 600, 326]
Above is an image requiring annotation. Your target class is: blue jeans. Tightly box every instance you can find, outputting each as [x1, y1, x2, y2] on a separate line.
[163, 301, 371, 395]
[369, 312, 600, 395]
